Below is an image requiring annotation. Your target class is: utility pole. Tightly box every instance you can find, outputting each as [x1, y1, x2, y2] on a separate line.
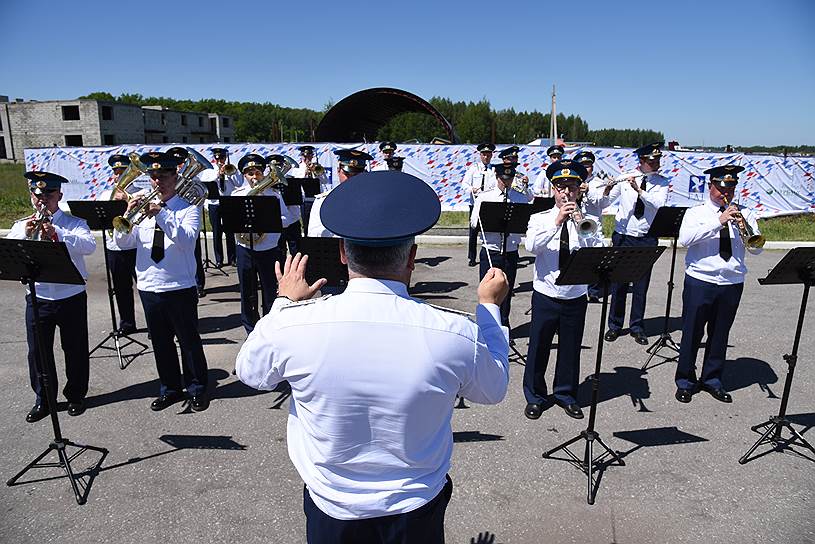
[550, 84, 557, 147]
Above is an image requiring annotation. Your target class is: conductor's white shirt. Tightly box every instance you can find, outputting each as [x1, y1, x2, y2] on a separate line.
[679, 199, 762, 286]
[606, 170, 669, 237]
[471, 186, 533, 252]
[113, 195, 200, 293]
[236, 278, 510, 520]
[7, 209, 96, 300]
[525, 207, 603, 300]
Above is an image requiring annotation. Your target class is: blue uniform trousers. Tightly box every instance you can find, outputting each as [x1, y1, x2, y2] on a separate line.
[106, 247, 137, 330]
[303, 476, 452, 544]
[278, 220, 302, 257]
[675, 275, 743, 391]
[236, 244, 281, 333]
[524, 290, 587, 404]
[208, 203, 235, 265]
[302, 200, 315, 233]
[194, 237, 205, 290]
[139, 287, 208, 397]
[479, 248, 518, 327]
[25, 291, 89, 404]
[607, 232, 657, 334]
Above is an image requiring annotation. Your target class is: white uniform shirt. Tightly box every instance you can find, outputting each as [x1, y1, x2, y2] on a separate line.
[679, 199, 762, 286]
[307, 191, 336, 238]
[289, 162, 331, 197]
[532, 170, 551, 197]
[525, 207, 603, 300]
[606, 170, 669, 237]
[461, 162, 497, 206]
[581, 174, 607, 223]
[113, 195, 200, 293]
[236, 278, 509, 520]
[7, 209, 96, 300]
[205, 169, 243, 208]
[471, 186, 534, 252]
[231, 184, 295, 251]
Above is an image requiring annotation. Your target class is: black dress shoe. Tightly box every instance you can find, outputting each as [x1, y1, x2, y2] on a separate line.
[197, 287, 206, 298]
[67, 400, 86, 416]
[119, 325, 137, 336]
[558, 402, 584, 420]
[150, 392, 185, 411]
[604, 329, 620, 342]
[26, 403, 49, 423]
[631, 331, 649, 345]
[468, 260, 477, 267]
[703, 386, 732, 403]
[675, 388, 693, 403]
[525, 402, 544, 420]
[191, 395, 210, 412]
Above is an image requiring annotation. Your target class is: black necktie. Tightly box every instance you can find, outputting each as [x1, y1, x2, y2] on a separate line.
[559, 222, 570, 270]
[719, 206, 732, 261]
[219, 173, 225, 192]
[151, 225, 165, 263]
[633, 176, 647, 218]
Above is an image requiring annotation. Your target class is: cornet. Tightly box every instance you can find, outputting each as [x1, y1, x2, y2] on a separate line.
[721, 194, 766, 249]
[561, 193, 598, 237]
[24, 203, 54, 241]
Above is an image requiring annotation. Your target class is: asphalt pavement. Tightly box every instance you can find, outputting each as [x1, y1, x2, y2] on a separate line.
[0, 241, 812, 544]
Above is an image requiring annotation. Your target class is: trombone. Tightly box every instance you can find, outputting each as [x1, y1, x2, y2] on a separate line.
[721, 194, 766, 249]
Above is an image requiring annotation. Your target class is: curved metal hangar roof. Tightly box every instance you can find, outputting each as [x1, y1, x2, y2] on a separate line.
[315, 87, 459, 144]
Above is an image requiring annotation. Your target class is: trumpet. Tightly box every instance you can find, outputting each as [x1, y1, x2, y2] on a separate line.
[112, 148, 211, 233]
[222, 163, 237, 177]
[561, 193, 598, 237]
[306, 160, 325, 177]
[721, 195, 766, 249]
[25, 204, 54, 241]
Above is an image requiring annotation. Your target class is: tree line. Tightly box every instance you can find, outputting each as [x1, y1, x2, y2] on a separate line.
[82, 92, 663, 147]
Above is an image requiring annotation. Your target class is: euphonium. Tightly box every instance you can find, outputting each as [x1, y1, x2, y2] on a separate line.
[722, 195, 766, 249]
[112, 148, 212, 233]
[236, 161, 290, 245]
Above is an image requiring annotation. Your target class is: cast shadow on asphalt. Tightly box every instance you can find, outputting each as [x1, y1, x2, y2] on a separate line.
[85, 369, 233, 409]
[199, 312, 242, 334]
[415, 256, 451, 267]
[576, 366, 652, 412]
[410, 281, 469, 295]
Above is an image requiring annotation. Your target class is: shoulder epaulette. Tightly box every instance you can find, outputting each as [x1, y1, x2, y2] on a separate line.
[280, 294, 333, 309]
[420, 300, 474, 318]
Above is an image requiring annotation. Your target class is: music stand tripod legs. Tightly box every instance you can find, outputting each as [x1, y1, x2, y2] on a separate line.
[88, 231, 147, 370]
[6, 277, 108, 505]
[542, 277, 625, 505]
[739, 283, 815, 464]
[643, 237, 680, 371]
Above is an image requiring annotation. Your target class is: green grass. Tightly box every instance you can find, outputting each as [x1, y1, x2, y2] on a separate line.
[0, 163, 30, 228]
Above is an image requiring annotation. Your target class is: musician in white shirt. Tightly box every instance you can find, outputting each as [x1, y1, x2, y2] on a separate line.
[674, 165, 762, 404]
[461, 143, 496, 266]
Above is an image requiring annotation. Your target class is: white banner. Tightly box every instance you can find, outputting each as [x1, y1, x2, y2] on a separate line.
[23, 143, 815, 218]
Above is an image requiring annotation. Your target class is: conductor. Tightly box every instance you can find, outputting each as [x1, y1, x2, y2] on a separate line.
[236, 171, 510, 543]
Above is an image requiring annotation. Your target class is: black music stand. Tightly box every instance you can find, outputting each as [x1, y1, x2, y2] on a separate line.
[68, 200, 148, 370]
[1, 239, 108, 505]
[479, 200, 535, 363]
[202, 182, 228, 276]
[291, 178, 322, 199]
[531, 197, 556, 214]
[299, 237, 349, 291]
[281, 178, 304, 207]
[739, 247, 815, 465]
[220, 195, 283, 315]
[542, 245, 666, 505]
[642, 206, 688, 371]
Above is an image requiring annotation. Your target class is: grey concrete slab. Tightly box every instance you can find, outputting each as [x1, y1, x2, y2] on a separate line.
[0, 242, 813, 543]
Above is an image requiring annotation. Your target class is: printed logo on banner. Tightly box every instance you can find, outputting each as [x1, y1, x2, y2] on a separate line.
[688, 175, 706, 199]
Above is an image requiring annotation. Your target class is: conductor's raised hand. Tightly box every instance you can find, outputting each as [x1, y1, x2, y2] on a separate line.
[275, 252, 327, 302]
[478, 267, 509, 306]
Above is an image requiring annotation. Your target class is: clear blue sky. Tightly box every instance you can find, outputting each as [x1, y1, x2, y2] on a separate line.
[2, 0, 812, 147]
